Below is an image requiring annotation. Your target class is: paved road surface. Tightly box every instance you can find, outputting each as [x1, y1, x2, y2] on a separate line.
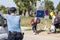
[23, 31, 60, 40]
[0, 27, 60, 40]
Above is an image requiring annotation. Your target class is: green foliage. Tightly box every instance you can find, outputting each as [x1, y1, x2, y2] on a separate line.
[56, 2, 60, 11]
[14, 0, 20, 7]
[45, 0, 54, 10]
[20, 16, 33, 27]
[20, 2, 26, 11]
[14, 0, 37, 11]
[14, 0, 37, 16]
[0, 5, 7, 14]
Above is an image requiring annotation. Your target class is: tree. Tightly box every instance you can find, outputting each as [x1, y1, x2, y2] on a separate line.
[56, 2, 60, 11]
[0, 5, 7, 14]
[14, 0, 37, 16]
[20, 0, 37, 16]
[44, 0, 54, 10]
[14, 0, 22, 15]
[13, 0, 20, 7]
[23, 0, 38, 16]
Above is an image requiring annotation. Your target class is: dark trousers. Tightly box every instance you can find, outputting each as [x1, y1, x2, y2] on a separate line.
[54, 23, 59, 28]
[32, 25, 37, 33]
[8, 31, 23, 40]
[54, 23, 59, 32]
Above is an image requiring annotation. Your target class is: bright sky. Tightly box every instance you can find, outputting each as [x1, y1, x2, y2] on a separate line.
[0, 0, 60, 8]
[50, 0, 60, 8]
[0, 0, 17, 7]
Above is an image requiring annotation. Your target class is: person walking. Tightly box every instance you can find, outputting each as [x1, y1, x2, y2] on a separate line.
[4, 7, 23, 40]
[30, 14, 40, 35]
[32, 15, 37, 34]
[52, 12, 59, 33]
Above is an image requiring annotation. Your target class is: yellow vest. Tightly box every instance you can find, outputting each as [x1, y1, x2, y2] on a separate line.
[50, 12, 54, 17]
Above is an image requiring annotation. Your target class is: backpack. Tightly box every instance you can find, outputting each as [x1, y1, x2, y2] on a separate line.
[54, 16, 59, 24]
[58, 17, 60, 24]
[34, 17, 40, 24]
[37, 18, 40, 24]
[30, 19, 34, 26]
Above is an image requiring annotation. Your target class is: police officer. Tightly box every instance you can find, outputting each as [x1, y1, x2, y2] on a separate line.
[4, 7, 23, 40]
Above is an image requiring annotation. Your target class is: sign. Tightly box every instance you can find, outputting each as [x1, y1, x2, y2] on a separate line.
[36, 1, 45, 10]
[36, 10, 44, 17]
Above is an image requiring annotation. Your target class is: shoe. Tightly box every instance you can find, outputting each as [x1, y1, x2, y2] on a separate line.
[34, 33, 37, 35]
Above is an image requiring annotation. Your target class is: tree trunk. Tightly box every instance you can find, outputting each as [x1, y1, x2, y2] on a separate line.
[24, 9, 26, 16]
[26, 10, 29, 17]
[28, 9, 30, 16]
[25, 8, 31, 17]
[19, 9, 22, 15]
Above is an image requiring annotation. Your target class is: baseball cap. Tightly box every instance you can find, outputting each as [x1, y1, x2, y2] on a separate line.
[9, 7, 16, 12]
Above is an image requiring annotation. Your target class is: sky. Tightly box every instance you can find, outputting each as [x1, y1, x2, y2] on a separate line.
[0, 0, 60, 8]
[0, 0, 17, 7]
[50, 0, 60, 8]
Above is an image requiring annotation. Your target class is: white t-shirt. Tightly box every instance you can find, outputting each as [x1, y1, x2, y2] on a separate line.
[52, 15, 56, 24]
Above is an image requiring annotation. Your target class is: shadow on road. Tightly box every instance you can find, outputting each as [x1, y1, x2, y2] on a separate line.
[24, 29, 32, 31]
[37, 30, 45, 34]
[48, 31, 60, 34]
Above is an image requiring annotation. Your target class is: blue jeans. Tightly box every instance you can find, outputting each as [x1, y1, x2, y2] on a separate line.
[32, 25, 37, 33]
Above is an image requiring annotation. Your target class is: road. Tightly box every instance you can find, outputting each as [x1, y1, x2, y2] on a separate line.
[23, 31, 60, 40]
[0, 27, 60, 40]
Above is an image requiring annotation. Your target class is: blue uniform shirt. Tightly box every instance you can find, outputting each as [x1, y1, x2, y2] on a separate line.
[4, 14, 21, 32]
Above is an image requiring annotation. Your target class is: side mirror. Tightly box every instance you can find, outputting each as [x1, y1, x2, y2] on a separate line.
[3, 19, 7, 27]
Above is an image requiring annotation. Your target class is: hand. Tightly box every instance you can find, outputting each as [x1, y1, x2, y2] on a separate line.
[4, 19, 7, 24]
[32, 22, 34, 24]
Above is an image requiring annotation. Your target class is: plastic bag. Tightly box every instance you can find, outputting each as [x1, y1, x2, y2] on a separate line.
[50, 25, 55, 31]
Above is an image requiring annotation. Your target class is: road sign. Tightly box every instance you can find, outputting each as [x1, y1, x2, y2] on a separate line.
[36, 1, 45, 10]
[36, 10, 44, 17]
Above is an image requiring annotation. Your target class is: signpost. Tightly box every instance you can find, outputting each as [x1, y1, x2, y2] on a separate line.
[36, 1, 49, 30]
[36, 1, 45, 18]
[36, 10, 44, 17]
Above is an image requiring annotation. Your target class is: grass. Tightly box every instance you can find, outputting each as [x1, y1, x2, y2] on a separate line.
[20, 16, 33, 27]
[37, 18, 52, 30]
[20, 16, 52, 29]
